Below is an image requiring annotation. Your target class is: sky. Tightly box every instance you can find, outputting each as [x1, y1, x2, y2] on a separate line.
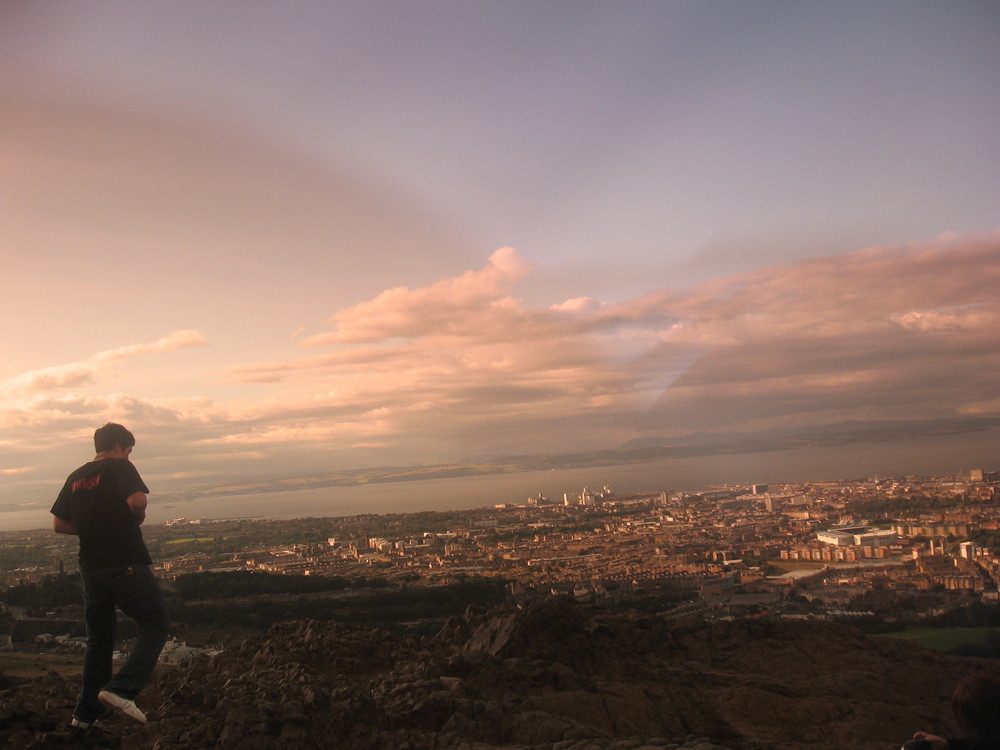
[2, 1, 999, 519]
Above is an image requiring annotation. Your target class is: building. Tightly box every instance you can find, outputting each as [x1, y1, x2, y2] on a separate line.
[816, 526, 896, 547]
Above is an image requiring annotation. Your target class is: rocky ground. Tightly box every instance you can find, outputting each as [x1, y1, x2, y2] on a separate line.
[0, 597, 991, 749]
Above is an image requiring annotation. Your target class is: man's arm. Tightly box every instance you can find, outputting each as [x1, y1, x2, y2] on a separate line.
[127, 491, 147, 525]
[53, 516, 78, 535]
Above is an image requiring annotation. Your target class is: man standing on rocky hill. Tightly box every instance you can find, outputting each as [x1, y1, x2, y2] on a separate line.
[51, 422, 170, 728]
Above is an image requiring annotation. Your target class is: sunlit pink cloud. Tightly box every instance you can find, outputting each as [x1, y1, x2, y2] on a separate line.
[300, 247, 534, 345]
[4, 233, 999, 505]
[0, 330, 207, 395]
[222, 231, 1000, 453]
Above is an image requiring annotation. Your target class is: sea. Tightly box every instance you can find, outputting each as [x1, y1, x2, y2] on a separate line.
[8, 429, 999, 531]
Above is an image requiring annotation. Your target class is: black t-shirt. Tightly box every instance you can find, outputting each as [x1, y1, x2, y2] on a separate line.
[51, 458, 152, 570]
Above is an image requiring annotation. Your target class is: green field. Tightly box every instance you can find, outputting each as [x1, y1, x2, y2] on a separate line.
[873, 626, 999, 652]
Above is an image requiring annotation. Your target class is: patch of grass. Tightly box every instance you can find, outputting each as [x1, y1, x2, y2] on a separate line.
[872, 626, 999, 652]
[0, 651, 83, 679]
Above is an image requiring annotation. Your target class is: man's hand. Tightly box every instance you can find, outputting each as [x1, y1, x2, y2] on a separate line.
[127, 491, 147, 525]
[911, 731, 948, 750]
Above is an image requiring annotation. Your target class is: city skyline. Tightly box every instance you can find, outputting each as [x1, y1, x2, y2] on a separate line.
[2, 2, 999, 520]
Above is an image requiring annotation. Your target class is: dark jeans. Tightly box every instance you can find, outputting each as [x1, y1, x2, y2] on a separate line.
[75, 564, 169, 722]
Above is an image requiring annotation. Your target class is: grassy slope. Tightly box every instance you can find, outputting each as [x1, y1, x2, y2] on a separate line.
[873, 626, 999, 652]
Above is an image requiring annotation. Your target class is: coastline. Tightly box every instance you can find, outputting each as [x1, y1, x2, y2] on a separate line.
[7, 427, 999, 532]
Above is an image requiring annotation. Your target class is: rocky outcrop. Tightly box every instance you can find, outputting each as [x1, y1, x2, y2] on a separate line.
[0, 597, 988, 749]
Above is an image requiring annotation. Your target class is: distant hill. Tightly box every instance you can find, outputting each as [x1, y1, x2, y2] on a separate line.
[161, 415, 1000, 502]
[2, 596, 993, 749]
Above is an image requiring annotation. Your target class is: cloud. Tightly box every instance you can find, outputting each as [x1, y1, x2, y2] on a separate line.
[0, 392, 215, 434]
[222, 232, 1000, 455]
[550, 297, 604, 313]
[5, 233, 999, 513]
[641, 231, 1000, 430]
[0, 330, 207, 396]
[92, 330, 208, 362]
[959, 398, 1000, 416]
[0, 332, 212, 471]
[300, 247, 535, 345]
[891, 307, 999, 333]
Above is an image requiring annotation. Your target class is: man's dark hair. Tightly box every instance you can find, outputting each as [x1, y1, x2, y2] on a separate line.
[94, 423, 136, 453]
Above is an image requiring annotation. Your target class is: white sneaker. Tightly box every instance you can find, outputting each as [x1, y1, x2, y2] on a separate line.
[98, 690, 147, 724]
[71, 717, 98, 728]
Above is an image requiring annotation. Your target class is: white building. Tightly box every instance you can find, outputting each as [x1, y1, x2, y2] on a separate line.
[816, 525, 896, 547]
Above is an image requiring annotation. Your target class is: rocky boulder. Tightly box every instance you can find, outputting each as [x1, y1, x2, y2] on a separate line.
[0, 597, 990, 749]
